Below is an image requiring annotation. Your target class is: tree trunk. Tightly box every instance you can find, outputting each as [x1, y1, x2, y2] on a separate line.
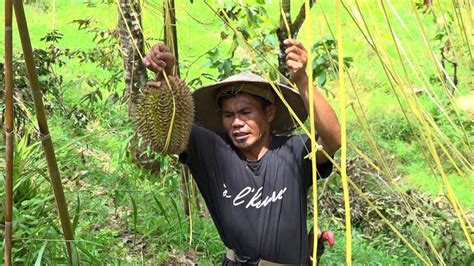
[118, 0, 162, 174]
[117, 0, 147, 117]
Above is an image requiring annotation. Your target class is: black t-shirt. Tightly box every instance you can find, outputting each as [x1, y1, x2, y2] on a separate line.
[180, 124, 333, 264]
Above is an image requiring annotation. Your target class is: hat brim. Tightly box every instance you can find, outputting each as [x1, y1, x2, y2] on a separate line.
[193, 78, 308, 134]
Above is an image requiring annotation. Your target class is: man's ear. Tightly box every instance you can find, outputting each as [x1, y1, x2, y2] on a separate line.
[266, 104, 276, 122]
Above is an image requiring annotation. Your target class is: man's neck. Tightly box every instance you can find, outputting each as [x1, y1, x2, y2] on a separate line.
[241, 135, 272, 161]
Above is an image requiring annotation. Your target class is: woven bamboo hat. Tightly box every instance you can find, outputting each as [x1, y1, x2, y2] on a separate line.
[192, 72, 307, 134]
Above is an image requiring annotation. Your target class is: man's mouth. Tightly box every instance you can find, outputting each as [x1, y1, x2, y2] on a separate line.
[233, 132, 250, 142]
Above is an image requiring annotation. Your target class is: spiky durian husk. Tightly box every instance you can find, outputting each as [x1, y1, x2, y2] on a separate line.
[134, 76, 194, 155]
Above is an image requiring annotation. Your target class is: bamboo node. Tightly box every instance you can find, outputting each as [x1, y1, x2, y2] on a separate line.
[5, 130, 14, 138]
[41, 134, 51, 142]
[304, 144, 324, 160]
[316, 143, 323, 151]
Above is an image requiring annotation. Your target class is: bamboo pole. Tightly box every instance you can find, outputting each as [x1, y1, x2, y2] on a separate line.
[12, 0, 75, 263]
[163, 0, 193, 218]
[4, 0, 14, 264]
[180, 165, 190, 216]
[192, 180, 201, 212]
[164, 0, 179, 76]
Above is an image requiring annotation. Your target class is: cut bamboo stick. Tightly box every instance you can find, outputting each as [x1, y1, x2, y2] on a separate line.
[4, 0, 14, 265]
[12, 0, 75, 263]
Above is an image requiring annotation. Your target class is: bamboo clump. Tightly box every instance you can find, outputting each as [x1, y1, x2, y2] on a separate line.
[207, 0, 473, 263]
[7, 0, 77, 263]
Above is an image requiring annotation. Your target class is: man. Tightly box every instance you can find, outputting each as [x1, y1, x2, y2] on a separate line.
[143, 39, 341, 264]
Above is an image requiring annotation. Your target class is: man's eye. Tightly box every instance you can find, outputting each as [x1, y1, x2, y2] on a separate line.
[223, 113, 233, 118]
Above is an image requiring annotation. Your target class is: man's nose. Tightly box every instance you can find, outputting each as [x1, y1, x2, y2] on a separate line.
[232, 116, 244, 127]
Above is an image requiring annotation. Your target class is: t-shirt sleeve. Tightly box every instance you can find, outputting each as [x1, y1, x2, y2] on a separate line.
[179, 124, 224, 182]
[179, 124, 211, 164]
[300, 135, 334, 189]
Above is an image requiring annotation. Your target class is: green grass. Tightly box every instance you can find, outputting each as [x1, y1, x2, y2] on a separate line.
[404, 168, 474, 210]
[319, 228, 423, 265]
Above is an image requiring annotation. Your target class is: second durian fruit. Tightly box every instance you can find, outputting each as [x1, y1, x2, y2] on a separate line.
[134, 75, 194, 155]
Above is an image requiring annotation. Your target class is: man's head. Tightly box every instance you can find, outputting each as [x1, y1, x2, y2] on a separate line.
[217, 87, 276, 153]
[192, 72, 308, 135]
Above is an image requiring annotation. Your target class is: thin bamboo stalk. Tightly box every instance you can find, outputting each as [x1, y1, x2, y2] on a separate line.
[163, 0, 193, 222]
[301, 1, 321, 264]
[318, 149, 432, 264]
[340, 1, 445, 186]
[375, 2, 473, 249]
[180, 165, 190, 216]
[326, 3, 458, 262]
[335, 1, 352, 264]
[359, 0, 473, 250]
[164, 0, 179, 76]
[4, 0, 14, 264]
[12, 0, 75, 263]
[192, 180, 201, 212]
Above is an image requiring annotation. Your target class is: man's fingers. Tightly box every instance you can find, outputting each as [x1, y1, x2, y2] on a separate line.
[285, 44, 308, 68]
[147, 60, 163, 72]
[286, 59, 304, 71]
[285, 52, 303, 63]
[156, 42, 170, 53]
[142, 43, 176, 73]
[285, 43, 304, 54]
[142, 57, 149, 66]
[283, 39, 309, 82]
[284, 38, 305, 50]
[148, 53, 166, 67]
[152, 42, 169, 53]
[156, 52, 175, 65]
[140, 42, 174, 72]
[143, 55, 163, 72]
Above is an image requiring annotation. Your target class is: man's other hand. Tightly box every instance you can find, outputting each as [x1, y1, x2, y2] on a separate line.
[142, 42, 176, 74]
[284, 39, 308, 84]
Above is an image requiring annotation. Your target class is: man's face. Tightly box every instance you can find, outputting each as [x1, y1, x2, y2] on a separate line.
[221, 93, 276, 154]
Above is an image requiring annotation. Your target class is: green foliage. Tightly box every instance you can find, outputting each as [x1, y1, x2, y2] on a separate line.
[0, 132, 83, 264]
[415, 2, 456, 55]
[199, 1, 280, 82]
[311, 37, 353, 96]
[372, 111, 414, 142]
[201, 47, 250, 82]
[0, 31, 66, 137]
[24, 0, 51, 12]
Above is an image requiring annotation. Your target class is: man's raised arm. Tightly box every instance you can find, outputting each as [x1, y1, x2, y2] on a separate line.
[284, 39, 341, 163]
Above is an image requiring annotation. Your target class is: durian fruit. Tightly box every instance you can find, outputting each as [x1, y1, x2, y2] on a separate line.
[134, 75, 194, 155]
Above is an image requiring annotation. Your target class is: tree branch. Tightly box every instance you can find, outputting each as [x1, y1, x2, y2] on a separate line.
[291, 0, 317, 38]
[277, 0, 291, 78]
